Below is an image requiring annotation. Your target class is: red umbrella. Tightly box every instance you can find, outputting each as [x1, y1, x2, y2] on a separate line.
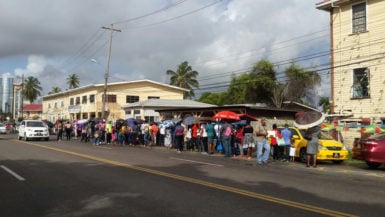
[237, 114, 257, 121]
[213, 111, 241, 121]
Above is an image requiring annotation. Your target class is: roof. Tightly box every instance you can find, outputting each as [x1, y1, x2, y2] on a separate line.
[316, 0, 350, 11]
[22, 104, 42, 111]
[121, 99, 216, 109]
[43, 79, 188, 99]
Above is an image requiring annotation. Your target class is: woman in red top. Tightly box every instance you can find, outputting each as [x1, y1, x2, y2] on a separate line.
[234, 125, 244, 157]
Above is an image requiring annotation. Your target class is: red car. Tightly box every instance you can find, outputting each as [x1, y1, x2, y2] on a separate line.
[352, 133, 385, 169]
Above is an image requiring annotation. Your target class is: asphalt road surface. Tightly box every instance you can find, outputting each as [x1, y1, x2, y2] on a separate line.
[1, 133, 384, 217]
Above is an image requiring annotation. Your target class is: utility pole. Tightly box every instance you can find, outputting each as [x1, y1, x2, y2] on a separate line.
[21, 74, 24, 120]
[101, 24, 121, 120]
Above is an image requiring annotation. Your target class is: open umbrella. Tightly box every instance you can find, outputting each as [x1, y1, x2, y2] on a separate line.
[237, 114, 257, 121]
[294, 111, 325, 129]
[183, 116, 196, 126]
[213, 110, 240, 121]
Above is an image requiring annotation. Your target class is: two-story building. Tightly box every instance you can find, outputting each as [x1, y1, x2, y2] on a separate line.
[316, 0, 385, 124]
[42, 79, 187, 123]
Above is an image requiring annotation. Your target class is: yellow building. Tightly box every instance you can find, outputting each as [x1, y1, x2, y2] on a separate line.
[42, 79, 187, 123]
[317, 0, 385, 123]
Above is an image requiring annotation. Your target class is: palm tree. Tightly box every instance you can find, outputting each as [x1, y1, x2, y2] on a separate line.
[48, 86, 62, 95]
[23, 76, 42, 103]
[166, 61, 199, 99]
[67, 74, 79, 89]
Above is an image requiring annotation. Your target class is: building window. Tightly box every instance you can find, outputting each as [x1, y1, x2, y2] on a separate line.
[102, 94, 116, 103]
[352, 67, 370, 98]
[76, 97, 80, 105]
[60, 100, 64, 107]
[89, 94, 95, 103]
[352, 2, 366, 33]
[125, 110, 132, 115]
[134, 110, 140, 114]
[82, 95, 87, 104]
[70, 98, 74, 105]
[54, 102, 57, 108]
[148, 96, 160, 99]
[48, 103, 51, 109]
[126, 95, 139, 103]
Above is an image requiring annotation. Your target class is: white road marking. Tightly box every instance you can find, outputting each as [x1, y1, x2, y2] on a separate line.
[170, 157, 224, 167]
[1, 165, 26, 181]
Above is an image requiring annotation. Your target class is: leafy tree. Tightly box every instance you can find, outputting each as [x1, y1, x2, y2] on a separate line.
[166, 61, 199, 99]
[318, 96, 330, 113]
[271, 82, 287, 108]
[284, 63, 321, 103]
[23, 76, 42, 103]
[197, 92, 227, 105]
[48, 86, 62, 95]
[67, 74, 79, 89]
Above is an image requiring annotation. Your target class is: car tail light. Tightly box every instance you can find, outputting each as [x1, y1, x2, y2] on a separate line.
[363, 141, 378, 150]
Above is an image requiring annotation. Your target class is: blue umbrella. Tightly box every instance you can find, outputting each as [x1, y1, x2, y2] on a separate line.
[126, 118, 136, 128]
[183, 116, 196, 126]
[162, 120, 174, 128]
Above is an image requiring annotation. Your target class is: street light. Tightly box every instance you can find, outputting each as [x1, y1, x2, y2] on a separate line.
[91, 58, 108, 120]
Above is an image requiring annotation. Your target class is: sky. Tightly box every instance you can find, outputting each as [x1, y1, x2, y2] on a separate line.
[0, 0, 330, 106]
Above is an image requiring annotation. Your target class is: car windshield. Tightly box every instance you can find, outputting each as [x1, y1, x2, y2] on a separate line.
[299, 129, 333, 140]
[0, 123, 5, 127]
[27, 122, 45, 127]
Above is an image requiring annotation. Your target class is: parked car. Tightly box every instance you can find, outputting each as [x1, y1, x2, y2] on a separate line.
[18, 120, 49, 141]
[352, 133, 385, 169]
[277, 126, 349, 163]
[0, 123, 7, 134]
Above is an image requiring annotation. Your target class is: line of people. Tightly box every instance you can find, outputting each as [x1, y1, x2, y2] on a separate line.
[54, 118, 298, 165]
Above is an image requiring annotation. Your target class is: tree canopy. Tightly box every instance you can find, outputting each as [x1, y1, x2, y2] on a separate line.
[166, 61, 199, 99]
[67, 74, 80, 89]
[23, 76, 42, 103]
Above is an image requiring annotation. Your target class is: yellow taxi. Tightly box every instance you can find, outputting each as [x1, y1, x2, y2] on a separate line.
[278, 126, 349, 163]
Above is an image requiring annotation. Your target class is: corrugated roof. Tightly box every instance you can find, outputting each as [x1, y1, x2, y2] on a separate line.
[22, 104, 42, 111]
[122, 99, 216, 109]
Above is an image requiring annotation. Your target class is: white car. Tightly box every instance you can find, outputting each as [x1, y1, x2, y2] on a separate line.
[18, 120, 49, 141]
[0, 123, 7, 134]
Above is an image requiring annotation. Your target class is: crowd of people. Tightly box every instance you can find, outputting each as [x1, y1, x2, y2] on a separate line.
[53, 117, 308, 165]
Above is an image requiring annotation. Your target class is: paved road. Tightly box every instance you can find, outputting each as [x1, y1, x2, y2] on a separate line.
[1, 133, 384, 217]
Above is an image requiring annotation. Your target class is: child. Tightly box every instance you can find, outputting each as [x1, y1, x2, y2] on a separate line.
[289, 138, 296, 161]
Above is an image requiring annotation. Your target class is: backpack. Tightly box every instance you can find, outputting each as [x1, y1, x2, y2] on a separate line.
[224, 125, 232, 136]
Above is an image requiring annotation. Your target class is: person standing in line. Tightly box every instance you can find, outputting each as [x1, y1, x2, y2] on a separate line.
[289, 138, 296, 161]
[174, 122, 185, 153]
[306, 125, 321, 168]
[206, 121, 215, 154]
[200, 123, 208, 154]
[141, 120, 150, 147]
[243, 121, 254, 159]
[56, 120, 63, 141]
[281, 123, 292, 162]
[191, 123, 199, 151]
[234, 125, 244, 158]
[255, 118, 270, 164]
[65, 121, 72, 141]
[220, 119, 232, 158]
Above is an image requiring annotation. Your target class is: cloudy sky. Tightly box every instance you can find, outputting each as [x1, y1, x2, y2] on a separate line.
[0, 0, 330, 104]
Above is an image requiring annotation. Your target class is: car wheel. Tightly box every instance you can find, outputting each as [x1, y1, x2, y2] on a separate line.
[18, 135, 22, 140]
[366, 161, 381, 169]
[45, 137, 49, 141]
[299, 148, 307, 163]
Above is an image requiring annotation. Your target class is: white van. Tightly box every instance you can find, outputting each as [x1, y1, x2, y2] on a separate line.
[18, 120, 50, 141]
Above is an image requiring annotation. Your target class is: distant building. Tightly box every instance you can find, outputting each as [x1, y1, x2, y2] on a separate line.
[0, 73, 14, 115]
[21, 104, 42, 119]
[42, 79, 188, 123]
